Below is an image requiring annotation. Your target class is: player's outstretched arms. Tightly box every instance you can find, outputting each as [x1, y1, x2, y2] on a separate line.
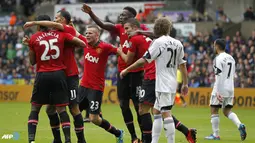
[81, 3, 117, 33]
[24, 21, 64, 31]
[179, 63, 188, 96]
[120, 58, 147, 79]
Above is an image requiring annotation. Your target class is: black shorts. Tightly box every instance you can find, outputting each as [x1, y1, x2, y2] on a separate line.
[139, 79, 155, 106]
[177, 82, 182, 94]
[117, 71, 143, 104]
[67, 75, 79, 106]
[78, 86, 103, 114]
[31, 70, 69, 106]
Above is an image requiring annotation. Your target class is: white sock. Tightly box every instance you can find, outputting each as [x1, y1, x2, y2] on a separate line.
[163, 117, 175, 143]
[228, 112, 241, 128]
[151, 114, 163, 143]
[211, 114, 220, 137]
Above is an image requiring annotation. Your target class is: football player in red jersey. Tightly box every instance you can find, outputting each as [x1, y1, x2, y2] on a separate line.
[120, 18, 197, 143]
[24, 10, 86, 143]
[26, 15, 85, 143]
[77, 25, 124, 143]
[81, 4, 145, 142]
[117, 18, 154, 143]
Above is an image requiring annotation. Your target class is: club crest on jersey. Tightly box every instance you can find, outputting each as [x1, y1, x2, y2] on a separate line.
[96, 48, 102, 54]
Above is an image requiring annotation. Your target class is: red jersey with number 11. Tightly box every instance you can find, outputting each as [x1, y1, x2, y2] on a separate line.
[29, 30, 74, 72]
[62, 24, 79, 76]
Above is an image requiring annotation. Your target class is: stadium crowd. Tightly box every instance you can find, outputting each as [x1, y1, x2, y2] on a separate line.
[1, 22, 255, 87]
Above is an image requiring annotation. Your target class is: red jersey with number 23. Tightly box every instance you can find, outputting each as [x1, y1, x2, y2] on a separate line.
[29, 30, 74, 72]
[78, 35, 117, 91]
[62, 24, 79, 76]
[114, 24, 148, 72]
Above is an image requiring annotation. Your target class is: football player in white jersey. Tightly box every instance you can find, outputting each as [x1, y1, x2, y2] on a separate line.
[120, 17, 189, 143]
[205, 39, 247, 141]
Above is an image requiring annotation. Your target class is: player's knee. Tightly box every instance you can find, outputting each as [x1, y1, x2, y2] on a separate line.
[56, 106, 66, 114]
[46, 105, 56, 115]
[89, 114, 100, 125]
[31, 105, 42, 112]
[69, 104, 80, 116]
[139, 104, 150, 115]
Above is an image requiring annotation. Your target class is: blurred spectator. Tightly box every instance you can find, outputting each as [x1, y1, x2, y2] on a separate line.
[9, 12, 17, 26]
[177, 13, 184, 22]
[216, 6, 224, 20]
[212, 23, 223, 40]
[243, 7, 255, 21]
[136, 9, 145, 22]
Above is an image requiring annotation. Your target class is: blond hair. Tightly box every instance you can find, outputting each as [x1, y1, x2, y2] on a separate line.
[153, 17, 172, 37]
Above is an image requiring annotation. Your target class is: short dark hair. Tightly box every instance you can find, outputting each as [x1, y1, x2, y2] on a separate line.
[215, 39, 226, 50]
[57, 10, 71, 24]
[123, 6, 137, 17]
[36, 15, 51, 31]
[124, 18, 140, 28]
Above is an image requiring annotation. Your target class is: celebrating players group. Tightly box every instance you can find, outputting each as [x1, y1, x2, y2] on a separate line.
[22, 3, 247, 143]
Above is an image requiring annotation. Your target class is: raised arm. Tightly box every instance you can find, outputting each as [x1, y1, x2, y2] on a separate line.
[81, 3, 117, 33]
[24, 21, 64, 31]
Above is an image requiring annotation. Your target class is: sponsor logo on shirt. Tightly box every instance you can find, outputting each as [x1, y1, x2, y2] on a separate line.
[85, 53, 99, 63]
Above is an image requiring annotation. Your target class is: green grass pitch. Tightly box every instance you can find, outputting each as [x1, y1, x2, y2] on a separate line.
[0, 103, 254, 143]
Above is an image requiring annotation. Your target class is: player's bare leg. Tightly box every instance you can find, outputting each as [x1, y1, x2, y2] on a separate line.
[89, 114, 124, 143]
[139, 103, 153, 143]
[56, 106, 71, 143]
[69, 104, 86, 143]
[28, 104, 42, 143]
[223, 107, 247, 141]
[205, 106, 220, 140]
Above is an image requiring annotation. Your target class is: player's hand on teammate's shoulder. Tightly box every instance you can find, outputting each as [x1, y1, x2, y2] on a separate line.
[23, 22, 35, 29]
[128, 30, 140, 38]
[81, 3, 92, 14]
[22, 35, 30, 46]
[120, 69, 128, 79]
[181, 84, 189, 96]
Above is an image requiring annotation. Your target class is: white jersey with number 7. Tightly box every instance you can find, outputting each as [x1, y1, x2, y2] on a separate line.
[212, 52, 235, 97]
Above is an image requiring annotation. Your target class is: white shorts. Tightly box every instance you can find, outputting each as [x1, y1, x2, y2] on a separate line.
[153, 92, 175, 111]
[210, 95, 234, 108]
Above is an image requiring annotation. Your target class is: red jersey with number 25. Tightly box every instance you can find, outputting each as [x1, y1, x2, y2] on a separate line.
[114, 24, 148, 72]
[78, 35, 117, 91]
[62, 24, 79, 76]
[29, 30, 74, 72]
